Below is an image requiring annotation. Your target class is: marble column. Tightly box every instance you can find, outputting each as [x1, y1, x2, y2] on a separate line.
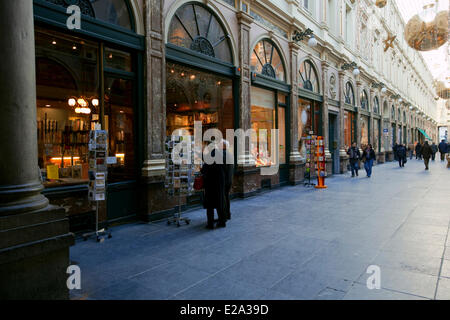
[288, 41, 304, 185]
[0, 0, 74, 299]
[338, 70, 348, 173]
[142, 0, 166, 180]
[355, 79, 362, 149]
[321, 61, 332, 175]
[235, 11, 259, 197]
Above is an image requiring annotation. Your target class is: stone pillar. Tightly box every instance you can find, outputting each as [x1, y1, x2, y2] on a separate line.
[140, 0, 175, 219]
[0, 1, 74, 299]
[235, 11, 259, 197]
[338, 71, 348, 174]
[387, 99, 394, 161]
[288, 41, 304, 185]
[321, 61, 332, 176]
[355, 79, 362, 149]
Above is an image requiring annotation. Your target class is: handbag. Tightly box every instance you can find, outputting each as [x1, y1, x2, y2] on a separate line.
[193, 175, 204, 191]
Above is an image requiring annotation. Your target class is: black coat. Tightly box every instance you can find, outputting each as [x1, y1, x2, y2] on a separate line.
[422, 143, 432, 159]
[439, 142, 448, 153]
[362, 148, 376, 161]
[397, 145, 407, 158]
[201, 149, 226, 210]
[415, 144, 422, 153]
[347, 147, 361, 162]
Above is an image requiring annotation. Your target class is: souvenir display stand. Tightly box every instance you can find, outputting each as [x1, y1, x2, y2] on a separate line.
[315, 136, 328, 189]
[83, 129, 112, 242]
[304, 132, 316, 187]
[165, 135, 196, 227]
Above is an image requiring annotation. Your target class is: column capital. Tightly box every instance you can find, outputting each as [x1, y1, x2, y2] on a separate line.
[237, 11, 254, 26]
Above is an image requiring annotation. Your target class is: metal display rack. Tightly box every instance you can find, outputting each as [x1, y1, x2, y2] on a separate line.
[164, 135, 196, 227]
[304, 132, 316, 187]
[83, 129, 112, 242]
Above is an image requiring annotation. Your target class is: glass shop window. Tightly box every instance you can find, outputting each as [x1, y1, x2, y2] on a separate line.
[104, 77, 136, 182]
[166, 62, 234, 137]
[35, 28, 136, 187]
[360, 116, 369, 148]
[298, 99, 321, 158]
[344, 110, 356, 149]
[251, 87, 276, 167]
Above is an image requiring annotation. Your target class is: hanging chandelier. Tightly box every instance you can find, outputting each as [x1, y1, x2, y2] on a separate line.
[435, 77, 450, 100]
[68, 97, 99, 114]
[375, 0, 387, 9]
[404, 1, 448, 52]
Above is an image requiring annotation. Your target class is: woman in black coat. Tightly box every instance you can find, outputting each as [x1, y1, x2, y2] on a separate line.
[201, 146, 227, 229]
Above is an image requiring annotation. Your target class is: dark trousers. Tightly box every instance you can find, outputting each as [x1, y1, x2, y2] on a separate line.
[350, 160, 359, 176]
[410, 151, 413, 160]
[399, 157, 406, 167]
[441, 153, 446, 161]
[432, 153, 436, 161]
[424, 157, 430, 170]
[207, 207, 226, 226]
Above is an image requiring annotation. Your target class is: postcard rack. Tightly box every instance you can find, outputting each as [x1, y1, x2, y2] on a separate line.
[164, 135, 196, 227]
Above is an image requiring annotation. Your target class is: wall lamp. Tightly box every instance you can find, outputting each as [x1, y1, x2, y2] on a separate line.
[292, 28, 317, 47]
[342, 62, 360, 76]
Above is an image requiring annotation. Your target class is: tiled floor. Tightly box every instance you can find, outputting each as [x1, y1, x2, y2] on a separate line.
[70, 156, 450, 300]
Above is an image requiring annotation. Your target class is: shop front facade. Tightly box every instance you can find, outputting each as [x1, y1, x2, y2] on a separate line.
[32, 0, 146, 232]
[21, 0, 439, 229]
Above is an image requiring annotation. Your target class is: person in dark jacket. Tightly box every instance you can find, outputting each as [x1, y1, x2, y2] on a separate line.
[347, 142, 361, 178]
[221, 140, 234, 220]
[361, 144, 376, 178]
[201, 145, 227, 229]
[439, 140, 448, 161]
[421, 141, 433, 171]
[393, 143, 399, 161]
[415, 142, 422, 160]
[431, 142, 438, 161]
[397, 144, 407, 168]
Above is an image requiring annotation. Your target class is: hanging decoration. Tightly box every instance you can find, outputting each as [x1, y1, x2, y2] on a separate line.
[383, 34, 396, 52]
[375, 0, 387, 9]
[404, 2, 448, 52]
[435, 78, 450, 100]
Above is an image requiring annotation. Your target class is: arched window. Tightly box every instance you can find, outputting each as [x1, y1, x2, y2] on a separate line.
[43, 0, 134, 30]
[360, 90, 369, 110]
[250, 39, 285, 81]
[168, 3, 232, 63]
[299, 60, 320, 93]
[344, 82, 355, 105]
[373, 97, 380, 114]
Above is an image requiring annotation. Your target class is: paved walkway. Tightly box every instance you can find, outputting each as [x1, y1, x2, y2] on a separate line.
[70, 156, 450, 300]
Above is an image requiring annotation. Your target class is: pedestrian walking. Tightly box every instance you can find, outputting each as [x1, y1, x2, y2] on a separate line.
[361, 144, 376, 178]
[222, 140, 234, 221]
[431, 142, 438, 161]
[347, 142, 361, 178]
[397, 144, 407, 168]
[393, 143, 399, 161]
[201, 143, 227, 229]
[408, 144, 413, 160]
[439, 140, 448, 162]
[421, 141, 432, 171]
[415, 142, 422, 160]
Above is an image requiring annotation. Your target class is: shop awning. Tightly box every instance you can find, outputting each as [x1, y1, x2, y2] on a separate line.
[418, 129, 432, 140]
